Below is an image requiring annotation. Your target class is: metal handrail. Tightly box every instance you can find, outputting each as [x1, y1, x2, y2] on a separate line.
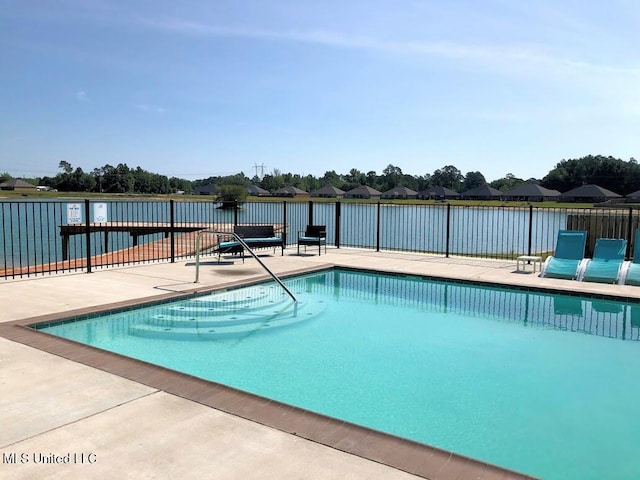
[193, 230, 297, 303]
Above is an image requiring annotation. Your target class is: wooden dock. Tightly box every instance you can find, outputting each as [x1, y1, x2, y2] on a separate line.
[59, 222, 226, 261]
[2, 223, 286, 278]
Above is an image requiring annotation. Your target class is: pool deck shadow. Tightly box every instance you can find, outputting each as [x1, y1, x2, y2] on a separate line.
[3, 247, 638, 479]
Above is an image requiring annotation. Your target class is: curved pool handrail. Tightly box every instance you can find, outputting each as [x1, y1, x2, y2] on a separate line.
[194, 229, 297, 303]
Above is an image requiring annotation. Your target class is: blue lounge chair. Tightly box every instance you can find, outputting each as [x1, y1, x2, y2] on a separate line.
[620, 230, 640, 286]
[581, 238, 627, 284]
[540, 230, 587, 280]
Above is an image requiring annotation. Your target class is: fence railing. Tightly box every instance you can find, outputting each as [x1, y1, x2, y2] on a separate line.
[2, 199, 640, 279]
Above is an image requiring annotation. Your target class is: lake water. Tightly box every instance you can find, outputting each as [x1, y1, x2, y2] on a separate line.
[0, 199, 566, 270]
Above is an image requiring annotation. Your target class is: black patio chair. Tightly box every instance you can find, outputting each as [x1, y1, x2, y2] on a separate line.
[297, 225, 327, 256]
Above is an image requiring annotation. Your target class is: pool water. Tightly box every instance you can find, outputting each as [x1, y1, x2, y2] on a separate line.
[38, 269, 640, 479]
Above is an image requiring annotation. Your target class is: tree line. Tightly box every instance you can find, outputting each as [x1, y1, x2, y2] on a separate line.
[2, 154, 637, 196]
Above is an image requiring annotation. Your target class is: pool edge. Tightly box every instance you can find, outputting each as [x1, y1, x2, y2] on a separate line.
[1, 263, 541, 480]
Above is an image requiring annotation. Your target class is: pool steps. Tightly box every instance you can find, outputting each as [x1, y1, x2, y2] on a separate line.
[129, 285, 325, 340]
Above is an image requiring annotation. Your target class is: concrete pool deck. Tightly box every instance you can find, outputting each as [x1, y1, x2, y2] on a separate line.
[2, 247, 639, 479]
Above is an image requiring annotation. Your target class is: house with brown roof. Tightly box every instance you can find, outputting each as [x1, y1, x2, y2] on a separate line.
[311, 185, 345, 198]
[381, 186, 418, 199]
[344, 185, 381, 199]
[246, 185, 270, 196]
[502, 184, 561, 202]
[0, 178, 36, 191]
[558, 184, 621, 203]
[416, 186, 460, 200]
[460, 184, 503, 200]
[273, 186, 310, 198]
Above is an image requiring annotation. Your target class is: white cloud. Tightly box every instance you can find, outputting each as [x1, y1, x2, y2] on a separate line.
[139, 16, 640, 78]
[75, 90, 88, 101]
[139, 15, 640, 119]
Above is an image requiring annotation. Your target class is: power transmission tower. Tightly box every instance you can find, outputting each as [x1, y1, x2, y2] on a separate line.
[253, 163, 266, 179]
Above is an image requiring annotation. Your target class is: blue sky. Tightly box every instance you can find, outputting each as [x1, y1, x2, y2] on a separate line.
[2, 0, 639, 182]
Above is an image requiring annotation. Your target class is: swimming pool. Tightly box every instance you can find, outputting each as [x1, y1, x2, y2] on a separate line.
[36, 268, 640, 479]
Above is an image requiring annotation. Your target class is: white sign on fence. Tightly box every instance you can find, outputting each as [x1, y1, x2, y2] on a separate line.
[67, 203, 82, 224]
[94, 203, 108, 223]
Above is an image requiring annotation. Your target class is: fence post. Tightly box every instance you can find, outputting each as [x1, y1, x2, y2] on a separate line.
[233, 201, 239, 226]
[170, 199, 175, 263]
[282, 201, 288, 246]
[627, 207, 633, 260]
[445, 203, 451, 258]
[308, 200, 313, 226]
[84, 198, 92, 273]
[376, 202, 381, 252]
[335, 201, 341, 248]
[527, 204, 533, 256]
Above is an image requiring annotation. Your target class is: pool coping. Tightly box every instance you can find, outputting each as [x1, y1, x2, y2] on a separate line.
[1, 263, 557, 480]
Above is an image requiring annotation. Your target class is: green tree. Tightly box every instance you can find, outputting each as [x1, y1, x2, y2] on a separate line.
[301, 174, 320, 193]
[92, 168, 105, 193]
[343, 168, 366, 190]
[490, 173, 524, 192]
[381, 164, 403, 190]
[430, 165, 463, 191]
[541, 155, 638, 194]
[366, 171, 379, 189]
[415, 174, 432, 191]
[320, 170, 342, 187]
[218, 184, 247, 202]
[169, 177, 193, 194]
[58, 160, 73, 174]
[260, 173, 285, 192]
[101, 164, 135, 193]
[462, 171, 486, 191]
[72, 167, 96, 192]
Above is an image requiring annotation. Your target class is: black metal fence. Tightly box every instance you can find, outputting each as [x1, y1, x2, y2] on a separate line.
[2, 199, 640, 279]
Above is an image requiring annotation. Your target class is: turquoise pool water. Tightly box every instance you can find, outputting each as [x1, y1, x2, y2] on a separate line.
[37, 269, 640, 479]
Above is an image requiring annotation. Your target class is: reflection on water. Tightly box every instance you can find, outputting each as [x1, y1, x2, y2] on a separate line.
[37, 269, 640, 344]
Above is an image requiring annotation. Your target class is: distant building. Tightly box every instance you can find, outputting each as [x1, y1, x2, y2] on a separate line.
[246, 185, 270, 196]
[460, 184, 503, 200]
[502, 184, 561, 202]
[194, 184, 215, 195]
[273, 186, 310, 198]
[344, 185, 382, 199]
[416, 186, 460, 200]
[311, 185, 345, 198]
[626, 189, 640, 202]
[558, 184, 621, 203]
[381, 186, 418, 199]
[0, 179, 37, 191]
